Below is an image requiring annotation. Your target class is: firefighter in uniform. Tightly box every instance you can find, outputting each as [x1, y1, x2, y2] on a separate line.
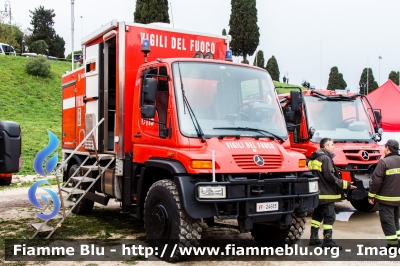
[368, 139, 400, 248]
[308, 138, 356, 248]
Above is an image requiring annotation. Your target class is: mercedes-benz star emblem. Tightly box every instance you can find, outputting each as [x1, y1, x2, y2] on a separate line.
[254, 155, 265, 166]
[361, 151, 369, 161]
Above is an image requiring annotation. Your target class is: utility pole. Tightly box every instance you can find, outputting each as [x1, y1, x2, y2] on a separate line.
[71, 0, 75, 70]
[4, 1, 12, 47]
[366, 58, 369, 95]
[378, 56, 382, 86]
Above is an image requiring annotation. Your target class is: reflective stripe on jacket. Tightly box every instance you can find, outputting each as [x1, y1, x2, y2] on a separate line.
[368, 153, 400, 206]
[308, 149, 348, 204]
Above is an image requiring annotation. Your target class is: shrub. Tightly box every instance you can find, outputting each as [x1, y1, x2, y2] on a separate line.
[30, 40, 49, 55]
[25, 56, 51, 77]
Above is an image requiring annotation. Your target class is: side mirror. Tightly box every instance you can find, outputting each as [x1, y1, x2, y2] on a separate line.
[290, 90, 303, 112]
[141, 105, 155, 119]
[142, 78, 157, 104]
[374, 110, 382, 124]
[285, 108, 295, 123]
[286, 124, 296, 132]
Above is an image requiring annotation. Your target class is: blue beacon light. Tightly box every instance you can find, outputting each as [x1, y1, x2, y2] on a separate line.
[225, 50, 232, 61]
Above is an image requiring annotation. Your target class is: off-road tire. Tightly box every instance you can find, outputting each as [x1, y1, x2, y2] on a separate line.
[351, 197, 379, 212]
[251, 214, 306, 247]
[0, 177, 12, 186]
[144, 179, 202, 261]
[67, 164, 94, 215]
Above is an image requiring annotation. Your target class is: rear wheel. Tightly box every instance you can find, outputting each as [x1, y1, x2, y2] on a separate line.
[251, 214, 306, 247]
[0, 177, 12, 186]
[67, 164, 94, 214]
[351, 197, 379, 212]
[144, 179, 202, 261]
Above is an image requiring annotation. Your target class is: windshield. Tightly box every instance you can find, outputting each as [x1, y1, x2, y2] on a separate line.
[304, 96, 374, 143]
[172, 62, 287, 140]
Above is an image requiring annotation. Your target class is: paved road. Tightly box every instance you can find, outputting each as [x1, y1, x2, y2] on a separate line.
[0, 183, 395, 266]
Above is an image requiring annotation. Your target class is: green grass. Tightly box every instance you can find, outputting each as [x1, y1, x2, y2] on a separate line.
[0, 56, 70, 175]
[0, 208, 145, 264]
[273, 81, 305, 94]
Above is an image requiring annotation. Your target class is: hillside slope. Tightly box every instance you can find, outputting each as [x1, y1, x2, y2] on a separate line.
[0, 56, 70, 175]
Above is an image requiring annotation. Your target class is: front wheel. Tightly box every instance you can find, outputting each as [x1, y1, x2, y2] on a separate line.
[251, 214, 306, 247]
[144, 179, 202, 261]
[350, 197, 379, 212]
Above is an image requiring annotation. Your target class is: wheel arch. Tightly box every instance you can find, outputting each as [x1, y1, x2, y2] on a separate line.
[136, 158, 187, 219]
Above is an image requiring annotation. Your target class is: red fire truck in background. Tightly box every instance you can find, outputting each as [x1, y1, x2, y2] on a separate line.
[280, 88, 384, 212]
[61, 20, 319, 260]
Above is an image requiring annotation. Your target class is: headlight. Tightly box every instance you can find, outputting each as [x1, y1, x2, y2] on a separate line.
[308, 181, 319, 193]
[198, 186, 226, 198]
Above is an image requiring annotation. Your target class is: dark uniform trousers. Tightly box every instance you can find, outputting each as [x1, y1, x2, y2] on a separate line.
[379, 203, 400, 245]
[311, 202, 336, 230]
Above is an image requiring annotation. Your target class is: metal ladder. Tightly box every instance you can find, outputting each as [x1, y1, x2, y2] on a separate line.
[23, 118, 115, 240]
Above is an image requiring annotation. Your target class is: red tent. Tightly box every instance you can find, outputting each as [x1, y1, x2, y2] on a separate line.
[367, 80, 400, 132]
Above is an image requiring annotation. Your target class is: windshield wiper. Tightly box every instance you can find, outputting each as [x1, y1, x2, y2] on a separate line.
[213, 127, 285, 142]
[178, 64, 206, 142]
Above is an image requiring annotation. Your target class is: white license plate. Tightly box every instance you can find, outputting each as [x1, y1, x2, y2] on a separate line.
[256, 201, 279, 212]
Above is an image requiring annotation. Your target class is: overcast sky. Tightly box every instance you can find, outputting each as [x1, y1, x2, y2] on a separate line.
[10, 0, 400, 91]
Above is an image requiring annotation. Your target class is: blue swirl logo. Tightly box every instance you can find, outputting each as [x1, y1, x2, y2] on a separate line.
[34, 130, 59, 177]
[28, 180, 61, 220]
[29, 130, 61, 220]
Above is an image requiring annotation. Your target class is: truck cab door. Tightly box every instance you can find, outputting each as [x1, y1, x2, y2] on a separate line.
[138, 66, 170, 140]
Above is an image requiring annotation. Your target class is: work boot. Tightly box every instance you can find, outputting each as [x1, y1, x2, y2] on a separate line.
[322, 230, 342, 250]
[309, 227, 322, 246]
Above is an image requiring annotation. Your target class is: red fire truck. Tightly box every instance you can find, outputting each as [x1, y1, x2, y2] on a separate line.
[0, 121, 22, 185]
[61, 20, 319, 259]
[280, 88, 384, 212]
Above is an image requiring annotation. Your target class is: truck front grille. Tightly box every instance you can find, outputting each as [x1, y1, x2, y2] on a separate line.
[343, 150, 381, 162]
[232, 154, 282, 170]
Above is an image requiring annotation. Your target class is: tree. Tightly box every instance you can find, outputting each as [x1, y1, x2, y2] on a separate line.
[327, 66, 347, 90]
[49, 34, 65, 58]
[253, 50, 265, 68]
[359, 68, 379, 94]
[266, 56, 280, 81]
[228, 0, 260, 64]
[28, 6, 65, 58]
[0, 23, 23, 51]
[388, 71, 399, 85]
[29, 6, 55, 45]
[30, 40, 48, 54]
[222, 28, 227, 36]
[134, 0, 170, 24]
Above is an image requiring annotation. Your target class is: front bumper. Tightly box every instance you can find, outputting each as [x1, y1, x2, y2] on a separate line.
[175, 174, 319, 220]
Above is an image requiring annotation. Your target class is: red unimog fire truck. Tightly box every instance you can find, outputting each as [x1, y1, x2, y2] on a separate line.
[280, 88, 384, 212]
[61, 20, 319, 259]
